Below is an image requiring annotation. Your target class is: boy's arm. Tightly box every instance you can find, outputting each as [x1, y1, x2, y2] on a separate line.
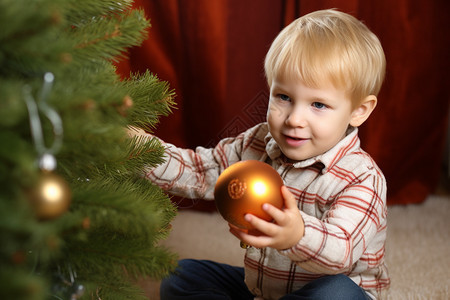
[280, 173, 387, 274]
[144, 140, 223, 200]
[142, 123, 270, 200]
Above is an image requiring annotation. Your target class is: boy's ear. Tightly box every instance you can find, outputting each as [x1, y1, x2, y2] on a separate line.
[350, 95, 377, 127]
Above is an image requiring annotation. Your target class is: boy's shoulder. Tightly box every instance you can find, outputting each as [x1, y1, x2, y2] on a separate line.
[333, 147, 384, 179]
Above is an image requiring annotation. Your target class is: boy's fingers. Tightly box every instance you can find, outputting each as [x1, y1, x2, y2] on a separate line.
[261, 186, 295, 222]
[245, 213, 279, 237]
[262, 202, 278, 216]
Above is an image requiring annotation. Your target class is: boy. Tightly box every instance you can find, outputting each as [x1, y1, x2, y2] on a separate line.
[146, 9, 389, 300]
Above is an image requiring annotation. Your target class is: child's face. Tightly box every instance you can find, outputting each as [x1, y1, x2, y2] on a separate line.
[267, 76, 355, 162]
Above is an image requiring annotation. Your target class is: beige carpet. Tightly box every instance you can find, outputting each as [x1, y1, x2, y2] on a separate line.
[140, 194, 450, 300]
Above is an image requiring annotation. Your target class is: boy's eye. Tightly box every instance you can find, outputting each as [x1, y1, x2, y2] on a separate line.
[312, 102, 326, 109]
[279, 94, 290, 101]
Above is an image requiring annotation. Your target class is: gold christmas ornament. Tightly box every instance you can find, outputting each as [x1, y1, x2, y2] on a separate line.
[214, 160, 283, 229]
[29, 171, 71, 220]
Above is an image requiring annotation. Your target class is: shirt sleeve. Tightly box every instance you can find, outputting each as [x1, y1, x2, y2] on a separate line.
[280, 171, 387, 275]
[143, 128, 254, 200]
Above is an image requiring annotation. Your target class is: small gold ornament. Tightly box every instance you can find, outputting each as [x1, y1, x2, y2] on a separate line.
[214, 160, 283, 230]
[29, 170, 71, 221]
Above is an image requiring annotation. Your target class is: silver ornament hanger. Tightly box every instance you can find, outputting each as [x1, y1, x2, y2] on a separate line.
[23, 72, 63, 171]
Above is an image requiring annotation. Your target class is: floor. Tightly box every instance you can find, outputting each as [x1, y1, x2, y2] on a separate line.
[140, 193, 450, 300]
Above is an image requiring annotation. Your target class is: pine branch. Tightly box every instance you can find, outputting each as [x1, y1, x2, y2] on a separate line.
[71, 9, 149, 63]
[125, 135, 166, 170]
[0, 79, 29, 128]
[69, 181, 170, 240]
[125, 71, 176, 132]
[0, 0, 73, 77]
[65, 0, 134, 25]
[0, 266, 48, 300]
[1, 1, 178, 298]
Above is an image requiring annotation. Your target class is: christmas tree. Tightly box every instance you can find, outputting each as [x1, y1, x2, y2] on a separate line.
[0, 0, 177, 299]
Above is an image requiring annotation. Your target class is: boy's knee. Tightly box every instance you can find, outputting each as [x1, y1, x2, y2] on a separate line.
[160, 259, 189, 299]
[160, 259, 212, 297]
[310, 274, 369, 300]
[174, 258, 195, 273]
[283, 274, 368, 300]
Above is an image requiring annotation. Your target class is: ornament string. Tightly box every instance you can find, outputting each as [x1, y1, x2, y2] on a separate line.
[23, 72, 63, 171]
[51, 264, 85, 300]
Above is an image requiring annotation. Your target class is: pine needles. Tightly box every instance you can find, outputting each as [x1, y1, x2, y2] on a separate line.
[0, 0, 177, 299]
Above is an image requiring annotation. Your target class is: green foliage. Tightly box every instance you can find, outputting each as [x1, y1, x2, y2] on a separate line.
[0, 0, 177, 299]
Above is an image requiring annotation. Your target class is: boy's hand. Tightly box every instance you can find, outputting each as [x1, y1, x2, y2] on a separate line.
[229, 186, 304, 250]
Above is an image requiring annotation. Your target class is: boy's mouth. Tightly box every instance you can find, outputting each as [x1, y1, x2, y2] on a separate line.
[284, 133, 306, 140]
[284, 135, 309, 146]
[288, 136, 303, 140]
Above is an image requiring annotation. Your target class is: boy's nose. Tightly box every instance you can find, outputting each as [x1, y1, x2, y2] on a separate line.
[285, 108, 308, 128]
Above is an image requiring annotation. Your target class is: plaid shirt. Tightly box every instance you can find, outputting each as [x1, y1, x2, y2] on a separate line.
[145, 123, 390, 300]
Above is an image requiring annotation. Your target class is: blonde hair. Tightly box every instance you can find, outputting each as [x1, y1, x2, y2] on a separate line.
[264, 9, 386, 106]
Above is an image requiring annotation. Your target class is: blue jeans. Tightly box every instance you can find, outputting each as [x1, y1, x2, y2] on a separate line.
[160, 259, 370, 300]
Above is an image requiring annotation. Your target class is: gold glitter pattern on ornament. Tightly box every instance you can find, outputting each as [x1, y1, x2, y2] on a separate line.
[228, 178, 247, 199]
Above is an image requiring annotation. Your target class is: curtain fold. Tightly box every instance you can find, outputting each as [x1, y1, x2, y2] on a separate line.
[117, 0, 449, 206]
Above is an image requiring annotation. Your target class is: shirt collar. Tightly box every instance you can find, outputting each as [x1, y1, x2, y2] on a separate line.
[265, 126, 360, 173]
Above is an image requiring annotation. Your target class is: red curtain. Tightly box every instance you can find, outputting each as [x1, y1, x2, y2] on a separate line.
[117, 0, 449, 207]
